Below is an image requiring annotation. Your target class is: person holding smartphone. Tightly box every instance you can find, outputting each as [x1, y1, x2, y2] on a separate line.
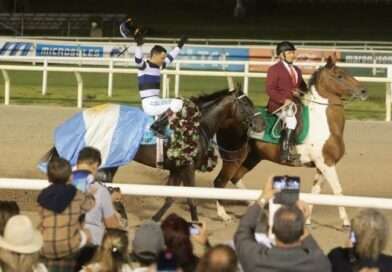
[328, 209, 392, 272]
[234, 176, 331, 272]
[160, 213, 210, 272]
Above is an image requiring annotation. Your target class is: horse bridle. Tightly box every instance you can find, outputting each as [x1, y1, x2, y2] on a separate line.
[235, 94, 261, 128]
[304, 67, 366, 107]
[301, 69, 365, 107]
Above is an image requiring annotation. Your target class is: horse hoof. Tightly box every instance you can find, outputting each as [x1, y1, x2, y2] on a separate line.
[222, 215, 233, 223]
[342, 218, 351, 229]
[247, 201, 254, 207]
[217, 212, 233, 222]
[305, 219, 312, 226]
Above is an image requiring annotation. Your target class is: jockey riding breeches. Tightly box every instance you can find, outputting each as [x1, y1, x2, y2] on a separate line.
[276, 105, 297, 130]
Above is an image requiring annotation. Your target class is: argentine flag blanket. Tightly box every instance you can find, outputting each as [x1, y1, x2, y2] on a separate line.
[53, 104, 150, 168]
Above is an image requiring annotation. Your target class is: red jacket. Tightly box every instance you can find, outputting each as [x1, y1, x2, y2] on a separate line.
[266, 61, 307, 112]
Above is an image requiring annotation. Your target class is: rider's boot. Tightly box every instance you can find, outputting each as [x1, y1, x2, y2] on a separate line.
[280, 129, 301, 165]
[150, 109, 172, 138]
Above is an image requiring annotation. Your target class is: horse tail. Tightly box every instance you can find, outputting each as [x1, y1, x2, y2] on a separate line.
[39, 146, 60, 164]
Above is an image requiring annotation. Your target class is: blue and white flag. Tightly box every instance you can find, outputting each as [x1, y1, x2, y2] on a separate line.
[53, 104, 149, 168]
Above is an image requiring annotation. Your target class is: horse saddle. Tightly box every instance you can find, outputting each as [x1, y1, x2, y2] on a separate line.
[249, 105, 310, 145]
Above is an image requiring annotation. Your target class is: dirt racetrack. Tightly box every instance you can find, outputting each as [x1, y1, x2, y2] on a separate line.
[1, 104, 392, 253]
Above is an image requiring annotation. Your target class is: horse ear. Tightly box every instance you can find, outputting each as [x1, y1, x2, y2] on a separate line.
[325, 55, 336, 69]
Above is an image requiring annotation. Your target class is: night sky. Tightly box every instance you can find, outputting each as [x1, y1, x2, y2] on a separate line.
[0, 0, 391, 40]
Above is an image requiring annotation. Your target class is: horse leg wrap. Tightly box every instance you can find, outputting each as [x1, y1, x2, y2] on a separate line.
[156, 137, 164, 168]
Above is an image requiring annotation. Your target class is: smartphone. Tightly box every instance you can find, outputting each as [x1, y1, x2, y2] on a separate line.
[272, 175, 301, 206]
[188, 221, 202, 236]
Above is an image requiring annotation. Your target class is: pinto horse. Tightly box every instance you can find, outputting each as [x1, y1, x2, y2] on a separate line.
[214, 57, 368, 226]
[42, 88, 263, 222]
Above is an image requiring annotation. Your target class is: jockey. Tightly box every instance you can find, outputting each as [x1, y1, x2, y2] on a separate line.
[265, 41, 308, 164]
[120, 18, 187, 137]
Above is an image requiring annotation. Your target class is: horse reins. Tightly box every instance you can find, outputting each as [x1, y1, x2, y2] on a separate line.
[236, 94, 262, 126]
[296, 87, 361, 107]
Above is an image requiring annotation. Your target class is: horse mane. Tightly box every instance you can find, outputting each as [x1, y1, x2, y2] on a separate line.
[190, 88, 232, 106]
[308, 66, 323, 89]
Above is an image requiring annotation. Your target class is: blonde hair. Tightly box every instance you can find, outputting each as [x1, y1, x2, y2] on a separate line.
[0, 249, 40, 272]
[90, 228, 129, 272]
[352, 209, 389, 260]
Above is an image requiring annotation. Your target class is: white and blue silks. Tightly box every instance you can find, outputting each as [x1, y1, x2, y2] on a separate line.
[52, 104, 150, 169]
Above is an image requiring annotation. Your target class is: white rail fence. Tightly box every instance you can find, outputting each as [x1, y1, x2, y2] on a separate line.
[0, 56, 391, 121]
[1, 178, 392, 210]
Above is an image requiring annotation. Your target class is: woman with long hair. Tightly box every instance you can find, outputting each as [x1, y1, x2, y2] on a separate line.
[161, 213, 200, 272]
[328, 208, 392, 272]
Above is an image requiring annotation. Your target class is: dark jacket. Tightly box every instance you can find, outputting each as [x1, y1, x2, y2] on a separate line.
[266, 61, 307, 112]
[328, 247, 392, 272]
[234, 203, 331, 272]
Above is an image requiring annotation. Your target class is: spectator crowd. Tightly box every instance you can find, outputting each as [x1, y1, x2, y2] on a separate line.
[0, 146, 391, 272]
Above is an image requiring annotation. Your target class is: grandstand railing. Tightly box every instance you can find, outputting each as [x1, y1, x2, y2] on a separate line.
[0, 178, 392, 210]
[0, 56, 391, 121]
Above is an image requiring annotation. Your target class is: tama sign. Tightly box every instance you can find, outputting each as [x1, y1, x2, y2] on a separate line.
[36, 43, 103, 57]
[0, 42, 33, 56]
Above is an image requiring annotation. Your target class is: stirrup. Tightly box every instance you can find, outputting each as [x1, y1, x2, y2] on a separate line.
[151, 127, 166, 138]
[280, 148, 300, 163]
[284, 152, 301, 165]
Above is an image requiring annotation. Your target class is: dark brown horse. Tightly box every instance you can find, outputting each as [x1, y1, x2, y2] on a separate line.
[43, 88, 263, 222]
[214, 57, 368, 226]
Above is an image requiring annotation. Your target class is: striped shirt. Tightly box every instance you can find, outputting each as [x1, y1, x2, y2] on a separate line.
[134, 46, 180, 99]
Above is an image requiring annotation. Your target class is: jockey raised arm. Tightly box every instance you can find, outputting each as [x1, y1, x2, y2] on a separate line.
[120, 18, 188, 137]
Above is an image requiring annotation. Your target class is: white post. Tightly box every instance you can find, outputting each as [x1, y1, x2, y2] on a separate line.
[74, 72, 83, 108]
[166, 77, 171, 98]
[1, 70, 10, 105]
[41, 60, 48, 96]
[162, 73, 168, 98]
[107, 59, 114, 97]
[243, 62, 249, 95]
[387, 67, 392, 122]
[227, 77, 234, 91]
[174, 62, 180, 98]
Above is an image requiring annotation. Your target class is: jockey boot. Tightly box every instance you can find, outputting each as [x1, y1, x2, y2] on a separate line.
[150, 110, 172, 138]
[280, 129, 300, 165]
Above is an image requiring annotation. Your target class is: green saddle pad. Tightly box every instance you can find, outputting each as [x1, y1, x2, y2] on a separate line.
[256, 106, 309, 144]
